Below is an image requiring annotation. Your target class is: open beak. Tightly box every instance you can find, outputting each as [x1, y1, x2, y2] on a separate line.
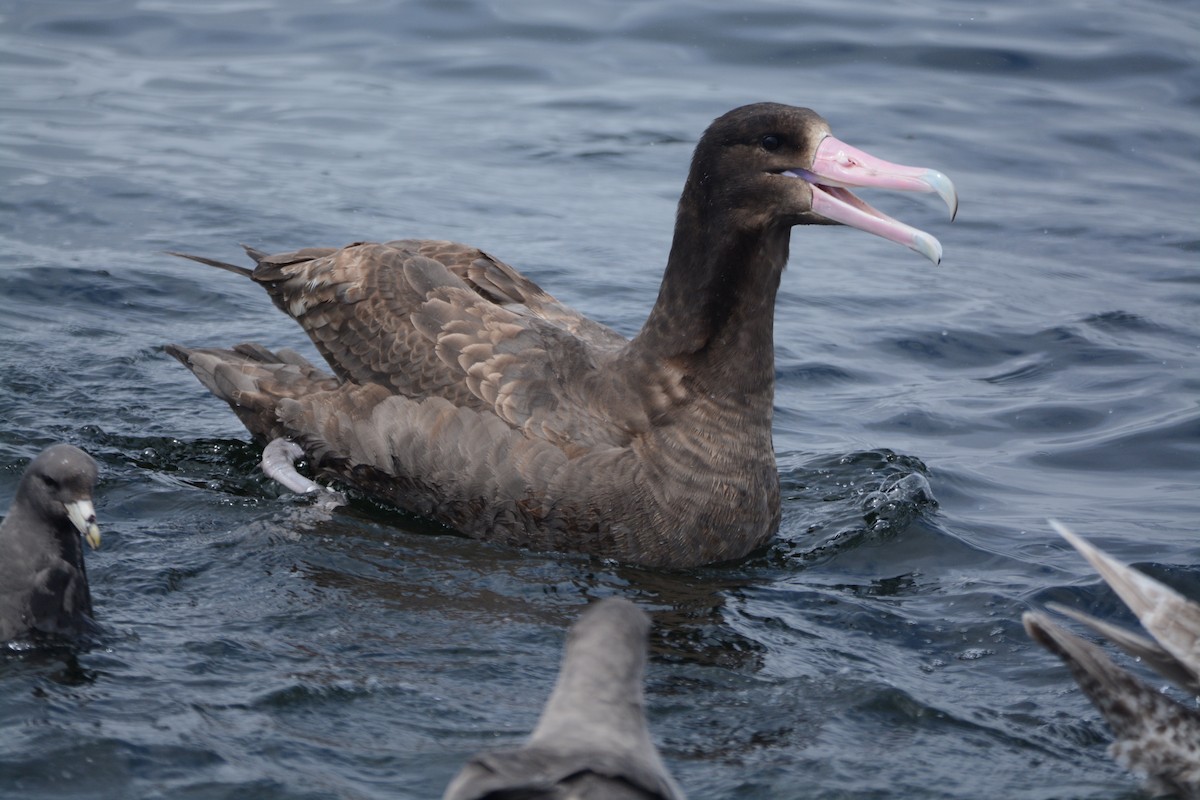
[785, 135, 958, 264]
[65, 498, 101, 550]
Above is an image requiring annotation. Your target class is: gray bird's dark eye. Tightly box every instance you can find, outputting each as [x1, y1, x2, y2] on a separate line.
[760, 135, 781, 151]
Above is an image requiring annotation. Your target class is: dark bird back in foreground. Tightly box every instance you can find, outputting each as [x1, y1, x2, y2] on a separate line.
[1023, 521, 1200, 798]
[442, 597, 685, 800]
[168, 102, 957, 568]
[0, 444, 101, 643]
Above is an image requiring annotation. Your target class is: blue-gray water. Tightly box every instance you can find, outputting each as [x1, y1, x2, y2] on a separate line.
[1, 1, 1197, 797]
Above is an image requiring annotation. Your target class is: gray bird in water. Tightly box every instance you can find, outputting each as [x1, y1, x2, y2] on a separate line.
[444, 597, 685, 800]
[0, 444, 101, 642]
[1023, 521, 1200, 798]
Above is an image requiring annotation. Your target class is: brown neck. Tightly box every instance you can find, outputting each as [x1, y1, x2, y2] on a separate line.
[632, 176, 790, 402]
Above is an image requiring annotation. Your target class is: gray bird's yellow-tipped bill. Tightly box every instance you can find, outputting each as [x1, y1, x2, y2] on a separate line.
[65, 499, 100, 550]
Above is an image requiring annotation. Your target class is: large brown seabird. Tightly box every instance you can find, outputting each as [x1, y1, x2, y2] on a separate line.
[167, 102, 957, 569]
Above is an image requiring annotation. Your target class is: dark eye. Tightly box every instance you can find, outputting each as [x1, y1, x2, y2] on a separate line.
[41, 474, 59, 490]
[760, 134, 781, 152]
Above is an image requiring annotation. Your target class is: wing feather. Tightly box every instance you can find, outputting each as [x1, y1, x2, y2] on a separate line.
[247, 241, 631, 448]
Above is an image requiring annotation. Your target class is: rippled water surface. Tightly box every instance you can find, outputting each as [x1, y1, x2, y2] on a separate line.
[2, 1, 1198, 798]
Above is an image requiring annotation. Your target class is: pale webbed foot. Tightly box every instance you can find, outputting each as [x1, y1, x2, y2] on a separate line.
[260, 438, 347, 510]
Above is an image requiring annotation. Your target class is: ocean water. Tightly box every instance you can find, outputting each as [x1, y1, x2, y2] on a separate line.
[1, 0, 1198, 797]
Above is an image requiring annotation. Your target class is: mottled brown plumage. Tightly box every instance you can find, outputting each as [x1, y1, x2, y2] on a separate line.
[168, 103, 956, 567]
[1024, 522, 1200, 798]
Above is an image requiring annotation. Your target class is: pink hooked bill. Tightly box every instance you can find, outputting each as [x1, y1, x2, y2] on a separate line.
[785, 135, 958, 264]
